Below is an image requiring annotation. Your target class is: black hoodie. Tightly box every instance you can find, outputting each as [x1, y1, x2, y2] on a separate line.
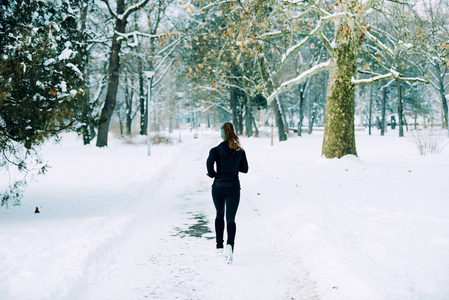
[206, 141, 249, 188]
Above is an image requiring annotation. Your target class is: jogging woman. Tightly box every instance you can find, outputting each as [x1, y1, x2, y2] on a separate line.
[206, 122, 249, 264]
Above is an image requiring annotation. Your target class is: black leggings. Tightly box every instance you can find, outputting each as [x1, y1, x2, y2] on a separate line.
[212, 187, 240, 250]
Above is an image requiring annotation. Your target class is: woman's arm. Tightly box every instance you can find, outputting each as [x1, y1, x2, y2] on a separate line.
[239, 150, 249, 173]
[206, 148, 217, 178]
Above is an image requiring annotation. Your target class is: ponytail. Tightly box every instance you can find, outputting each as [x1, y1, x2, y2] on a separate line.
[222, 122, 242, 151]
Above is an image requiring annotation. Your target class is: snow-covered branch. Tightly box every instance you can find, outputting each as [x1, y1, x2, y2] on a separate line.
[318, 28, 333, 54]
[202, 104, 231, 114]
[117, 0, 151, 21]
[282, 32, 317, 63]
[153, 58, 176, 87]
[361, 0, 382, 14]
[267, 60, 330, 104]
[364, 30, 394, 57]
[155, 38, 182, 58]
[101, 0, 117, 19]
[281, 11, 349, 63]
[114, 30, 165, 46]
[352, 70, 429, 85]
[217, 81, 247, 93]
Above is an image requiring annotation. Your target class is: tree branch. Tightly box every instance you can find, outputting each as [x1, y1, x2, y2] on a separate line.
[267, 60, 329, 104]
[353, 70, 429, 85]
[101, 0, 117, 19]
[118, 0, 151, 21]
[364, 30, 395, 57]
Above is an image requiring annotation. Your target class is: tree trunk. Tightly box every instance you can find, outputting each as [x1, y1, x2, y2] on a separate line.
[139, 58, 146, 135]
[309, 76, 317, 135]
[308, 97, 316, 135]
[230, 88, 238, 127]
[381, 87, 387, 136]
[355, 80, 364, 127]
[238, 101, 244, 135]
[252, 114, 259, 137]
[278, 95, 289, 134]
[256, 44, 287, 141]
[368, 84, 373, 135]
[397, 81, 404, 137]
[96, 10, 127, 147]
[245, 99, 252, 137]
[273, 98, 287, 141]
[435, 63, 449, 132]
[321, 0, 360, 158]
[125, 74, 133, 136]
[297, 82, 306, 137]
[80, 0, 93, 145]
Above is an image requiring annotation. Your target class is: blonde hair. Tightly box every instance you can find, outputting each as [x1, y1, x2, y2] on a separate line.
[223, 122, 242, 151]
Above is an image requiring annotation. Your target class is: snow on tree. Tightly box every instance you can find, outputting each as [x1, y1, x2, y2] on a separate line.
[246, 0, 430, 158]
[421, 0, 449, 135]
[0, 0, 87, 206]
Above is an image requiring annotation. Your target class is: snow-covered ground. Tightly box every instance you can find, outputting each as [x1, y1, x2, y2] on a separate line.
[1, 128, 448, 300]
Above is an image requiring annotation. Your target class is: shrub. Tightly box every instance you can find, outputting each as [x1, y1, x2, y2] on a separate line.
[409, 127, 449, 155]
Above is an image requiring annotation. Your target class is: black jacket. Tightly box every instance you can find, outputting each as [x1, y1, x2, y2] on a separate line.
[206, 141, 249, 188]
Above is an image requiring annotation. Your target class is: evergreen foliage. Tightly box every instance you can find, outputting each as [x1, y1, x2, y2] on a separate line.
[0, 0, 87, 206]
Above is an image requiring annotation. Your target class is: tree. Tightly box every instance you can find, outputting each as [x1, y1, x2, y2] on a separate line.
[0, 0, 87, 206]
[96, 0, 151, 147]
[422, 0, 449, 135]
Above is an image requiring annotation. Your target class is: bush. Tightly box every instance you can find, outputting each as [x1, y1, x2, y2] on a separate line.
[409, 127, 449, 155]
[151, 134, 173, 145]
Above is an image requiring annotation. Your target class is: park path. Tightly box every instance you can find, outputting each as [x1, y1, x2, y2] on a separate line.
[68, 134, 314, 300]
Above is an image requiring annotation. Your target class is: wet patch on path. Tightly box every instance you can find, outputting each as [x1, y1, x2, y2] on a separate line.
[173, 212, 214, 239]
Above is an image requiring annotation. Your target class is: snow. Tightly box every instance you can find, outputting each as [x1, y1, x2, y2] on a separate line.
[1, 128, 448, 300]
[58, 48, 73, 60]
[268, 60, 330, 104]
[66, 63, 83, 79]
[60, 81, 67, 93]
[44, 58, 56, 66]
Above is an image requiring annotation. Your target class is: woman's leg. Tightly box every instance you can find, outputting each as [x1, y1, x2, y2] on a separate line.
[225, 188, 240, 251]
[212, 188, 225, 248]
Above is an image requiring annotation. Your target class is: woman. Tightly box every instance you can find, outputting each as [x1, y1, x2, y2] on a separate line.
[206, 122, 249, 264]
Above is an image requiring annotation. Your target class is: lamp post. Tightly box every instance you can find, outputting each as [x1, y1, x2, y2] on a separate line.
[144, 68, 155, 156]
[176, 92, 185, 143]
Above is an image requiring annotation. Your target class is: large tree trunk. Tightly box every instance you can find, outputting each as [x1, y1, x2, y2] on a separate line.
[322, 1, 359, 158]
[397, 80, 404, 137]
[96, 12, 127, 147]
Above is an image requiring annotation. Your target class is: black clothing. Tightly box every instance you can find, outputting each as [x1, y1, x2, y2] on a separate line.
[207, 140, 248, 251]
[206, 141, 249, 189]
[212, 187, 240, 249]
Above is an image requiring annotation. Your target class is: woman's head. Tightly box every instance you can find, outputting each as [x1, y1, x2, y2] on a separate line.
[221, 122, 241, 150]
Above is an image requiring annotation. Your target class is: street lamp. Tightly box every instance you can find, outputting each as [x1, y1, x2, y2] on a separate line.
[176, 92, 185, 143]
[144, 68, 155, 156]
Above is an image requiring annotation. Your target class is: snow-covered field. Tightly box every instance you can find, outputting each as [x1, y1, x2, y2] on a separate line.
[1, 128, 448, 300]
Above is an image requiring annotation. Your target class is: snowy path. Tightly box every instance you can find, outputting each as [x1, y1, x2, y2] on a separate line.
[70, 135, 316, 300]
[3, 129, 447, 300]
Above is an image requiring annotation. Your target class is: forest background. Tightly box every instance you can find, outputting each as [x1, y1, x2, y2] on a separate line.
[1, 0, 449, 206]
